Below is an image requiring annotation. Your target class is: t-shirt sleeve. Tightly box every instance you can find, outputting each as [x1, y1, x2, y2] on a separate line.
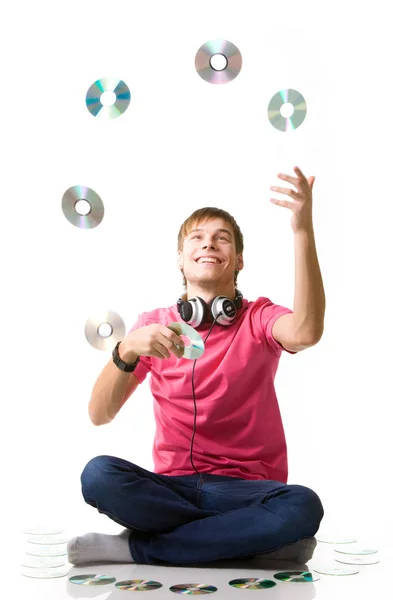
[126, 312, 152, 384]
[256, 297, 298, 356]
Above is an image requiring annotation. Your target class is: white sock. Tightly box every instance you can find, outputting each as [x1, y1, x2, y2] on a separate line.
[67, 529, 135, 565]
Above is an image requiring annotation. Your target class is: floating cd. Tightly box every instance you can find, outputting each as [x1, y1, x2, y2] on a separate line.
[316, 534, 357, 544]
[169, 583, 217, 594]
[69, 574, 116, 586]
[62, 185, 104, 230]
[195, 40, 242, 84]
[335, 554, 380, 565]
[167, 322, 205, 360]
[86, 77, 131, 119]
[267, 89, 307, 132]
[85, 310, 126, 351]
[22, 565, 69, 579]
[26, 534, 69, 545]
[313, 566, 359, 576]
[274, 571, 320, 583]
[21, 555, 65, 568]
[115, 579, 163, 591]
[22, 527, 63, 535]
[335, 546, 378, 555]
[229, 578, 276, 589]
[26, 542, 67, 557]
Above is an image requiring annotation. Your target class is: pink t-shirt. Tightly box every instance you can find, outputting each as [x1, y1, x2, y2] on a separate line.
[128, 296, 297, 482]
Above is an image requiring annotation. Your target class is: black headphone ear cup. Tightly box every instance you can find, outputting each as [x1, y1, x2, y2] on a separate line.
[179, 296, 209, 328]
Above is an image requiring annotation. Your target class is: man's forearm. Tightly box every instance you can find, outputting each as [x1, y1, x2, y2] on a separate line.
[293, 226, 325, 343]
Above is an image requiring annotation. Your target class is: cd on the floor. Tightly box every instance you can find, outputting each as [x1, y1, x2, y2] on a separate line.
[115, 579, 163, 591]
[20, 555, 66, 568]
[61, 185, 104, 230]
[85, 310, 126, 351]
[274, 571, 320, 582]
[69, 574, 116, 586]
[22, 527, 63, 535]
[26, 534, 69, 545]
[335, 554, 380, 565]
[167, 322, 205, 360]
[195, 40, 242, 84]
[25, 543, 67, 557]
[22, 565, 69, 579]
[334, 546, 378, 555]
[169, 583, 218, 594]
[313, 566, 359, 576]
[229, 578, 276, 589]
[86, 77, 131, 119]
[267, 89, 307, 132]
[316, 534, 357, 544]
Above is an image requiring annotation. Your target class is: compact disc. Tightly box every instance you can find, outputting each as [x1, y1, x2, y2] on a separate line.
[169, 583, 217, 594]
[274, 571, 320, 582]
[167, 322, 205, 360]
[335, 555, 380, 565]
[86, 77, 131, 119]
[267, 89, 307, 132]
[229, 578, 276, 589]
[195, 40, 242, 84]
[85, 310, 126, 350]
[316, 534, 357, 544]
[115, 579, 163, 591]
[26, 534, 69, 545]
[69, 574, 116, 585]
[25, 543, 67, 557]
[61, 185, 104, 230]
[20, 555, 65, 568]
[335, 546, 378, 555]
[22, 527, 63, 535]
[22, 565, 69, 579]
[313, 566, 359, 576]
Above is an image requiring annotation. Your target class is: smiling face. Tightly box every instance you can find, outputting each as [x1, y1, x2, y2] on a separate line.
[177, 217, 244, 300]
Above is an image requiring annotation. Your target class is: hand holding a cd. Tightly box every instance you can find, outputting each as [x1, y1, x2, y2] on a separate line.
[122, 325, 185, 360]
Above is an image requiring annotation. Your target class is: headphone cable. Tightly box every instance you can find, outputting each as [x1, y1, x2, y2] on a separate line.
[189, 314, 221, 475]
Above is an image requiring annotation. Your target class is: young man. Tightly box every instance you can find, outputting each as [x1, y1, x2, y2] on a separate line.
[68, 174, 326, 567]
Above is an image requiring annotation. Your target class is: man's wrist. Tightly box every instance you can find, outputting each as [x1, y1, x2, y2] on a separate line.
[118, 341, 139, 365]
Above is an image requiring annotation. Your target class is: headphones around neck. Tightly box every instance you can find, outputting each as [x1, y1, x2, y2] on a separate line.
[177, 289, 243, 328]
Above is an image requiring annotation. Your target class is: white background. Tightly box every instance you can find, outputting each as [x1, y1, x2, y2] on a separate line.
[1, 0, 392, 554]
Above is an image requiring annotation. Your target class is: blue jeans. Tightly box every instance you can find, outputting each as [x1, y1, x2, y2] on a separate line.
[80, 455, 324, 565]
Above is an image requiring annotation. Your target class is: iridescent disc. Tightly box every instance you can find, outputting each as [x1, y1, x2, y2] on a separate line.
[26, 534, 69, 545]
[22, 565, 69, 579]
[169, 583, 218, 594]
[335, 554, 380, 565]
[195, 40, 242, 84]
[267, 89, 307, 132]
[86, 77, 131, 119]
[61, 185, 104, 230]
[335, 546, 378, 555]
[20, 555, 65, 568]
[313, 566, 359, 576]
[115, 579, 163, 591]
[274, 571, 320, 582]
[229, 578, 276, 589]
[167, 322, 205, 360]
[22, 527, 63, 535]
[25, 543, 67, 557]
[316, 534, 357, 544]
[69, 574, 116, 586]
[85, 310, 126, 351]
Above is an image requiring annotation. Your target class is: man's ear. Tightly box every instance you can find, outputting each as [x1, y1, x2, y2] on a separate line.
[237, 254, 244, 271]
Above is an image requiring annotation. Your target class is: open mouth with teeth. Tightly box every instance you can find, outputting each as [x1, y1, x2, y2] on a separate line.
[195, 258, 222, 265]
